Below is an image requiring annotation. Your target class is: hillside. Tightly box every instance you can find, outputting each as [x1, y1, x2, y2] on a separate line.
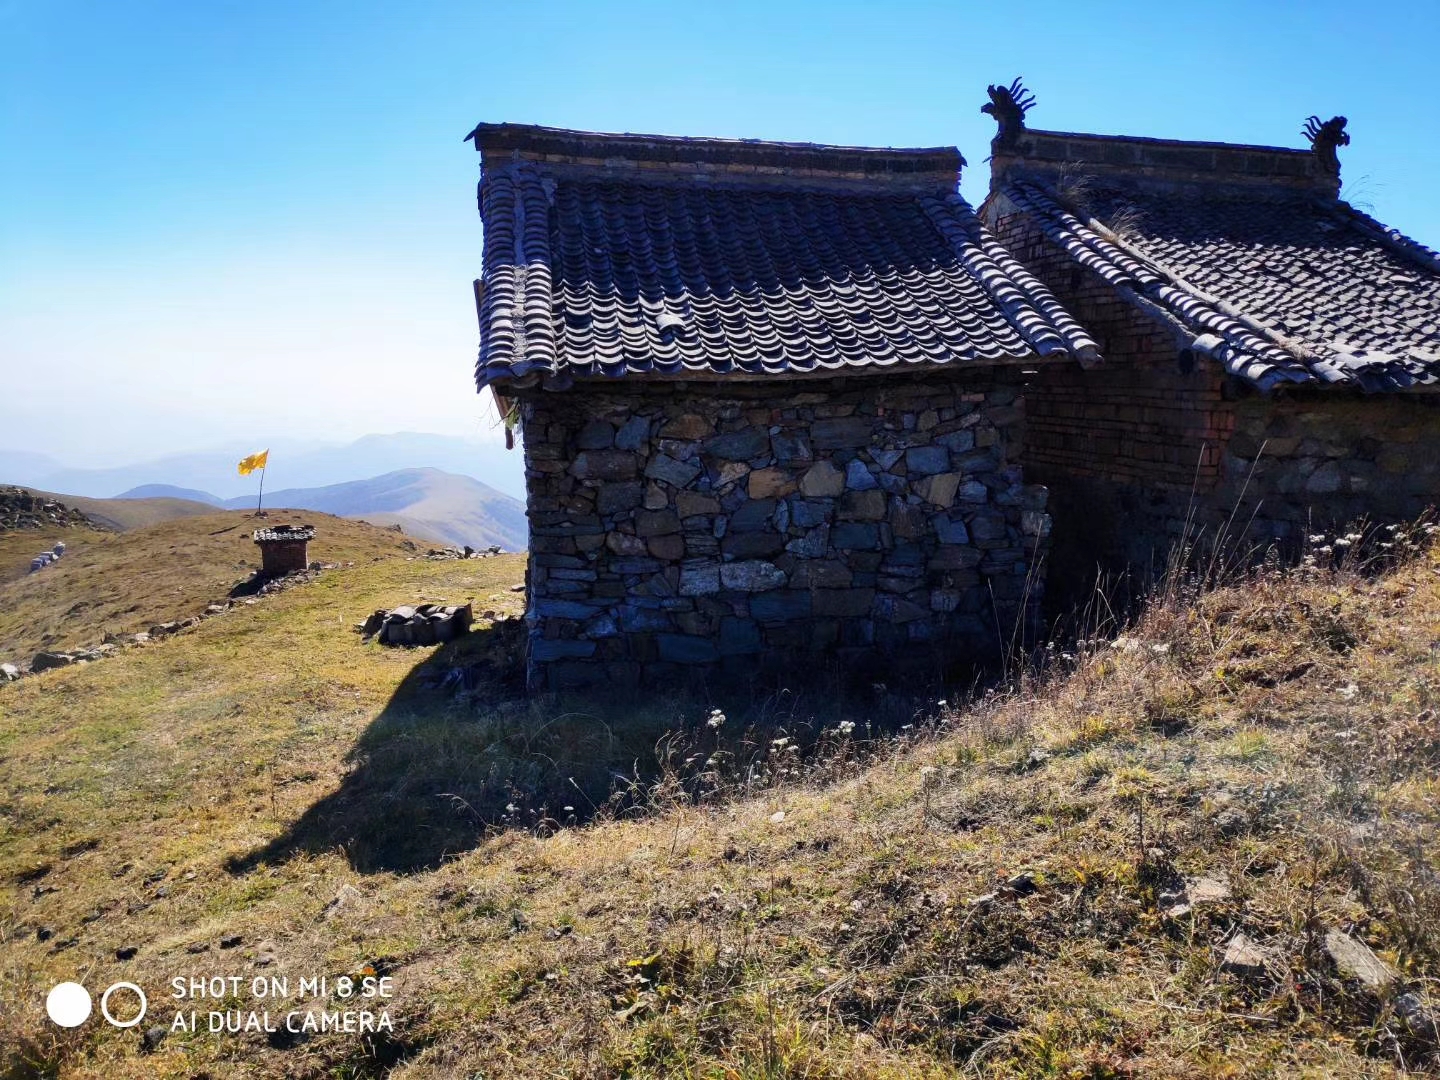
[250, 468, 526, 551]
[2, 533, 1438, 1077]
[117, 470, 528, 552]
[14, 486, 219, 532]
[0, 509, 421, 665]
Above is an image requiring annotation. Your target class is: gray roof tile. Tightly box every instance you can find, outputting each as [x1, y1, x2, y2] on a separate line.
[1001, 177, 1440, 392]
[472, 128, 1098, 391]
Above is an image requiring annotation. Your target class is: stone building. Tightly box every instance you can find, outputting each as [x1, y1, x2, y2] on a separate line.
[468, 94, 1440, 689]
[976, 83, 1440, 589]
[253, 524, 313, 577]
[467, 123, 1096, 689]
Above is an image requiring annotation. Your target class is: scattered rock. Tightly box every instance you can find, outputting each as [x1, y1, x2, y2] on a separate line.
[1006, 872, 1038, 896]
[0, 662, 19, 681]
[141, 1025, 167, 1053]
[1213, 807, 1250, 836]
[1325, 928, 1395, 990]
[35, 926, 53, 942]
[185, 941, 209, 954]
[1163, 876, 1232, 918]
[1220, 932, 1273, 977]
[31, 651, 76, 672]
[255, 939, 277, 967]
[115, 945, 138, 961]
[323, 883, 364, 920]
[219, 934, 243, 949]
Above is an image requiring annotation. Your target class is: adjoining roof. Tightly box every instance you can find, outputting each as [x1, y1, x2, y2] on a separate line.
[980, 83, 1440, 392]
[470, 124, 1098, 391]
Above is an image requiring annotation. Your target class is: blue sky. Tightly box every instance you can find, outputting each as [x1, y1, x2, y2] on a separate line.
[2, 0, 1437, 476]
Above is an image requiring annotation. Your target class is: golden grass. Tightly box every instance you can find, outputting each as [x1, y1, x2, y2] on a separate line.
[0, 510, 420, 662]
[3, 541, 1440, 1078]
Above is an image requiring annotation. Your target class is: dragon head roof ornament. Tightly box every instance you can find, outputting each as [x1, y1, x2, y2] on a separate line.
[982, 78, 1036, 150]
[1303, 115, 1349, 178]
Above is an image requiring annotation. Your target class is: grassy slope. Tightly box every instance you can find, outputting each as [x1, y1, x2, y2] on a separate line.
[15, 488, 219, 532]
[2, 546, 1439, 1077]
[0, 510, 420, 663]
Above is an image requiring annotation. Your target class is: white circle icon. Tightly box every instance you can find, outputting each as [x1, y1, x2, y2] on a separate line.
[46, 982, 92, 1027]
[100, 982, 147, 1028]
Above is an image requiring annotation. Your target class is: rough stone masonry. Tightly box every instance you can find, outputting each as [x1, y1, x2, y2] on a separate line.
[519, 372, 1049, 690]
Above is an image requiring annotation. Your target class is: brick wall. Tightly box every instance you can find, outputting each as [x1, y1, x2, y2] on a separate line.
[987, 201, 1440, 598]
[516, 371, 1049, 690]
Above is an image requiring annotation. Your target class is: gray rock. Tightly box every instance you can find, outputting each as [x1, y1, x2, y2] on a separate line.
[905, 446, 950, 475]
[720, 561, 786, 592]
[0, 662, 19, 681]
[811, 417, 871, 450]
[845, 460, 878, 490]
[831, 522, 880, 550]
[657, 633, 719, 663]
[141, 1026, 167, 1053]
[935, 515, 970, 544]
[635, 510, 680, 537]
[534, 598, 599, 620]
[1220, 932, 1272, 976]
[772, 432, 813, 466]
[789, 498, 832, 528]
[1324, 929, 1395, 989]
[679, 564, 721, 596]
[596, 482, 644, 515]
[750, 590, 812, 622]
[719, 617, 762, 654]
[575, 420, 615, 449]
[870, 448, 904, 470]
[570, 450, 637, 481]
[614, 415, 650, 450]
[703, 427, 769, 461]
[31, 651, 75, 672]
[645, 454, 702, 487]
[799, 461, 845, 498]
[531, 639, 598, 661]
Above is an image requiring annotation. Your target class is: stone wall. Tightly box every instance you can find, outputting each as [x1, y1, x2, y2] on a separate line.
[517, 371, 1050, 690]
[986, 201, 1440, 601]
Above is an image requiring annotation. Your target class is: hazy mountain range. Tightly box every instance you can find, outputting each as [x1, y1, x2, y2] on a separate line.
[2, 433, 529, 551]
[115, 468, 527, 551]
[0, 432, 524, 502]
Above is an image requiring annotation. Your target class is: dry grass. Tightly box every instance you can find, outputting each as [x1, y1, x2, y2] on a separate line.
[3, 532, 1440, 1077]
[0, 510, 421, 662]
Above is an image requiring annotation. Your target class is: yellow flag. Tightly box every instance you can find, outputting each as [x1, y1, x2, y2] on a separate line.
[238, 449, 269, 476]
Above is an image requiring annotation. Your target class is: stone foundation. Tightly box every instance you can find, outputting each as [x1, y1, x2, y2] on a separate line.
[517, 372, 1050, 690]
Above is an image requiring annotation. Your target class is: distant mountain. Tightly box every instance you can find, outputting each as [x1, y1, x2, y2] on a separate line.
[0, 432, 524, 503]
[220, 468, 526, 551]
[117, 484, 226, 506]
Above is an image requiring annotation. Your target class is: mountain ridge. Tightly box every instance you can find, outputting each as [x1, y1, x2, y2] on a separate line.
[114, 467, 526, 550]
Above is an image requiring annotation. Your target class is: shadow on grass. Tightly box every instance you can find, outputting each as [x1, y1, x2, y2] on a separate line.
[226, 621, 988, 877]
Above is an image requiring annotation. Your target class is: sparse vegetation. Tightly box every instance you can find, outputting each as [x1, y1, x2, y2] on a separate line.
[2, 522, 1440, 1077]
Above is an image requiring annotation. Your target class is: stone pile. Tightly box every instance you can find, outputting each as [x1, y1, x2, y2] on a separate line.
[519, 373, 1050, 689]
[29, 541, 67, 573]
[420, 545, 506, 561]
[0, 487, 92, 532]
[360, 603, 474, 646]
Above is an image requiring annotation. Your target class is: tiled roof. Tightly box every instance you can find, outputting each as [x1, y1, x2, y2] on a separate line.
[253, 525, 314, 543]
[471, 126, 1098, 390]
[999, 177, 1440, 392]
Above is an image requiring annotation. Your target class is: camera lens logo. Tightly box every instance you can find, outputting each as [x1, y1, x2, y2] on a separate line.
[46, 981, 147, 1028]
[45, 982, 91, 1027]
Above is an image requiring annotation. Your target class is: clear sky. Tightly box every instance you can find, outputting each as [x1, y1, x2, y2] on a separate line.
[3, 0, 1437, 467]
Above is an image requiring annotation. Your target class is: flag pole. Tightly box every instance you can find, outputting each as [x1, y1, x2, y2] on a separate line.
[257, 463, 266, 516]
